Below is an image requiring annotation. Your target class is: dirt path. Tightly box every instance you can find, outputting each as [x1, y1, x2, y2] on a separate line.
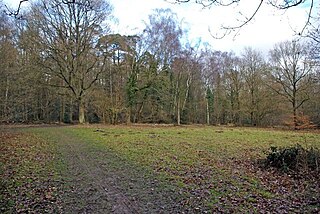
[44, 128, 182, 214]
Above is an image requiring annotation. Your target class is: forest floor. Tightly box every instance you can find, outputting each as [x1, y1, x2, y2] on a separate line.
[1, 125, 320, 213]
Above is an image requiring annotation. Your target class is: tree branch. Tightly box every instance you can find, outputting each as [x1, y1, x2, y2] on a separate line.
[4, 0, 28, 18]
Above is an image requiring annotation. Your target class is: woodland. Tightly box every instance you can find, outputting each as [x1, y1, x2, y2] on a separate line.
[1, 1, 320, 213]
[0, 0, 319, 129]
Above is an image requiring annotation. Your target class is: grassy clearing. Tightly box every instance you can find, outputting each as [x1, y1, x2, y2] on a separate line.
[2, 125, 319, 212]
[67, 125, 319, 212]
[73, 125, 320, 167]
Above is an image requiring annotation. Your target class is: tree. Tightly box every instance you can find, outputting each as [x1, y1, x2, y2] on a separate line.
[173, 0, 315, 37]
[95, 34, 138, 124]
[136, 8, 183, 123]
[172, 49, 199, 125]
[2, 0, 28, 18]
[141, 8, 182, 71]
[269, 40, 313, 129]
[27, 0, 112, 123]
[201, 50, 229, 125]
[240, 47, 265, 125]
[224, 54, 242, 125]
[0, 11, 16, 121]
[205, 87, 214, 125]
[306, 12, 320, 63]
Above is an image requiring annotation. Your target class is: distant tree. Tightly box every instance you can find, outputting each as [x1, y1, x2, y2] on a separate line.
[269, 40, 313, 129]
[95, 34, 138, 124]
[172, 49, 199, 125]
[0, 10, 17, 121]
[27, 0, 113, 123]
[201, 50, 229, 124]
[306, 13, 320, 63]
[138, 8, 183, 123]
[205, 87, 214, 125]
[223, 53, 242, 124]
[141, 8, 182, 71]
[240, 47, 265, 125]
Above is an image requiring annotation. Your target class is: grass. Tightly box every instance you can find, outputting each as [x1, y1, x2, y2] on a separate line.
[64, 125, 319, 211]
[2, 125, 320, 212]
[71, 125, 320, 166]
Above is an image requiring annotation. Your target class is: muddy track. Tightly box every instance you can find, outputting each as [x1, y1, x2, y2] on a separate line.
[46, 128, 183, 214]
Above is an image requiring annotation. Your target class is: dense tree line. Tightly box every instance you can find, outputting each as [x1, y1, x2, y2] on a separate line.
[0, 0, 319, 128]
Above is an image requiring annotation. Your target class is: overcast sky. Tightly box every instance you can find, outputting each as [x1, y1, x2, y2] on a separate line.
[4, 0, 317, 55]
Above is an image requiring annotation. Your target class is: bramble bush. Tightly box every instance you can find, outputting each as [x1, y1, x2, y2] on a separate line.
[264, 144, 320, 173]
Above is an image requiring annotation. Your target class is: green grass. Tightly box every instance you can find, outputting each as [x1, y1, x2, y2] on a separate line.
[68, 125, 320, 166]
[49, 125, 318, 209]
[24, 125, 320, 212]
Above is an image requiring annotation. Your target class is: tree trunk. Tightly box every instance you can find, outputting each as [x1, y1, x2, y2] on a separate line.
[69, 98, 73, 123]
[293, 102, 297, 130]
[250, 89, 254, 126]
[60, 96, 65, 123]
[206, 98, 210, 125]
[177, 99, 181, 125]
[79, 98, 85, 124]
[4, 77, 9, 120]
[182, 75, 191, 111]
[250, 111, 254, 126]
[102, 112, 106, 124]
[127, 108, 132, 124]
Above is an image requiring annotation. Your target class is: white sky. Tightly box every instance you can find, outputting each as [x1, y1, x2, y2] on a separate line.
[3, 0, 318, 55]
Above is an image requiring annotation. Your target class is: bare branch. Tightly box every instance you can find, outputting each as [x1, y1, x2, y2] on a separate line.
[4, 0, 28, 18]
[173, 0, 312, 38]
[221, 0, 264, 35]
[268, 0, 305, 10]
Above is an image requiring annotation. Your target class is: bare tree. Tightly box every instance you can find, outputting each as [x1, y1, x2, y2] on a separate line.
[142, 8, 182, 71]
[224, 54, 242, 124]
[269, 40, 313, 129]
[201, 50, 230, 125]
[27, 0, 112, 123]
[172, 49, 199, 125]
[305, 12, 320, 63]
[240, 47, 265, 125]
[0, 10, 17, 121]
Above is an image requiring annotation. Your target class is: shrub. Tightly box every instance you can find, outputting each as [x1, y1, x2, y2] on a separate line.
[284, 113, 317, 130]
[264, 144, 320, 172]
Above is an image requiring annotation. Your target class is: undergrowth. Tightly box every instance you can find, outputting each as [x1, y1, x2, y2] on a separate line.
[264, 144, 320, 173]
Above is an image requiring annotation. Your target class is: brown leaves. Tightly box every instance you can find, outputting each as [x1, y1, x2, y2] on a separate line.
[0, 132, 63, 213]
